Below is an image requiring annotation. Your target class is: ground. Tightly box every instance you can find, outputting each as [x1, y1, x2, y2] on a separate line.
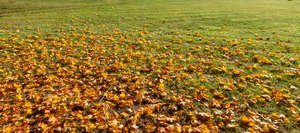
[0, 0, 299, 132]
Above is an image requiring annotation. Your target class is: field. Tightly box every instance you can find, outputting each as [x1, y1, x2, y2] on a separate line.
[0, 0, 300, 132]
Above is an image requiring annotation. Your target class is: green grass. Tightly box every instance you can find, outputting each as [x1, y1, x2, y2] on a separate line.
[1, 0, 300, 48]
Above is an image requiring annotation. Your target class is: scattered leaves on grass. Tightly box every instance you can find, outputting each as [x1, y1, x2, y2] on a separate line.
[0, 25, 299, 132]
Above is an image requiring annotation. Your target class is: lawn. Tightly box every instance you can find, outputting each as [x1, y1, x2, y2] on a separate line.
[0, 0, 299, 132]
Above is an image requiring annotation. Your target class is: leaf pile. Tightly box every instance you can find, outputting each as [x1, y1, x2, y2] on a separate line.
[0, 26, 299, 132]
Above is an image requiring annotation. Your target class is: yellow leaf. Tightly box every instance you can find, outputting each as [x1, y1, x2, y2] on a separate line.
[119, 92, 126, 99]
[271, 113, 281, 120]
[26, 108, 32, 115]
[263, 88, 271, 94]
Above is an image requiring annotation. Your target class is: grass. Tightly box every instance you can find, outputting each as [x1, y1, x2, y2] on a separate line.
[0, 0, 299, 132]
[1, 0, 300, 46]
